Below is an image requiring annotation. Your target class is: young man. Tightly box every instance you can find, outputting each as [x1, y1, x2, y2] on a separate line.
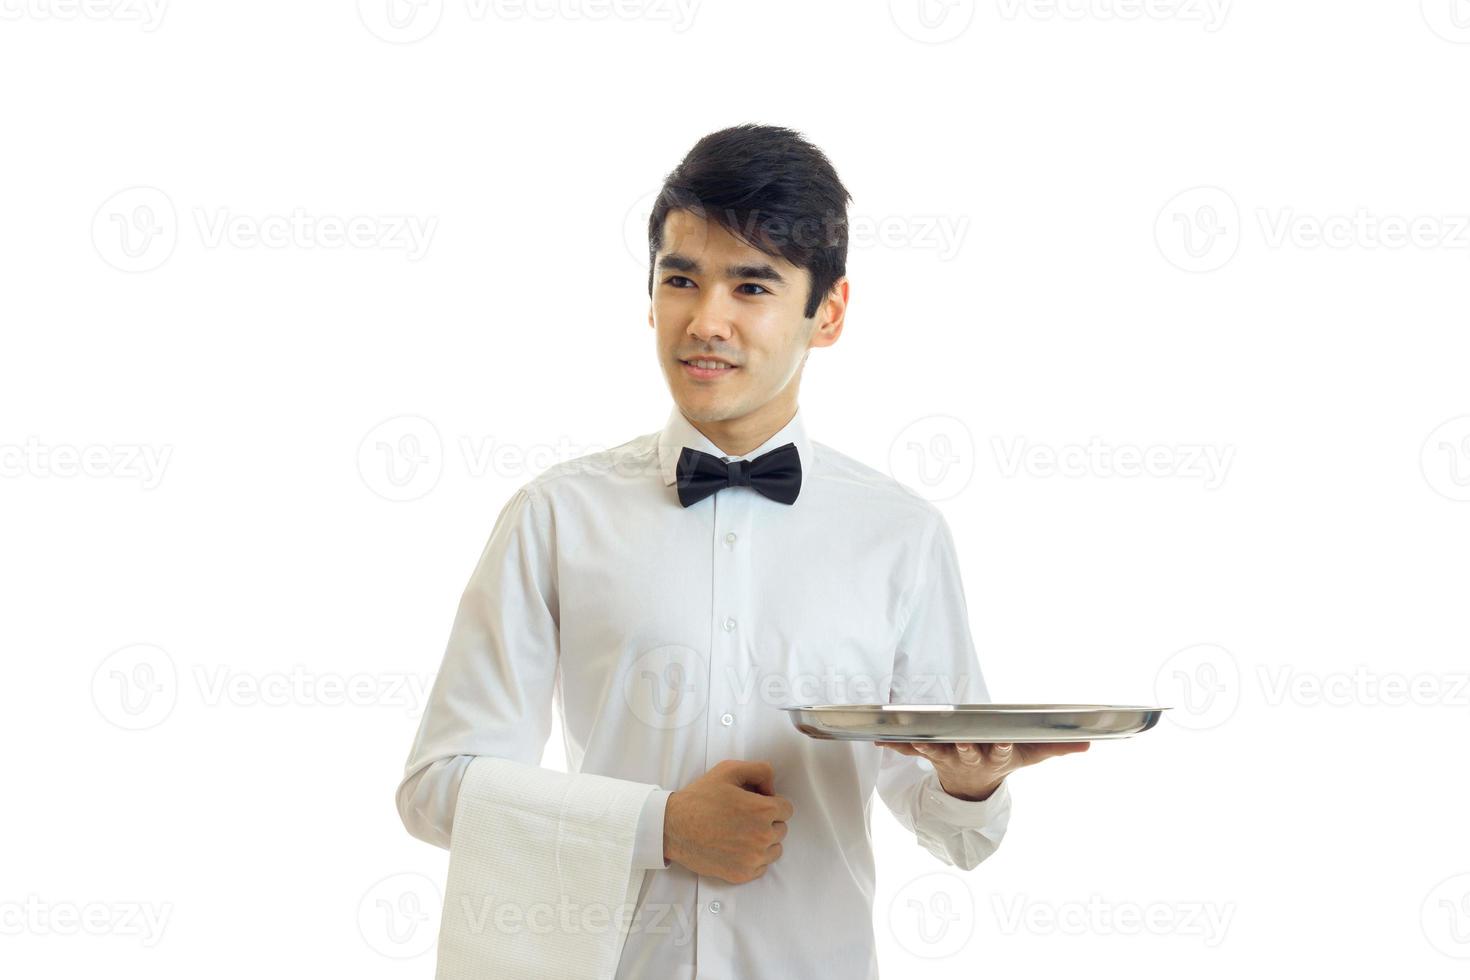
[397, 123, 1088, 979]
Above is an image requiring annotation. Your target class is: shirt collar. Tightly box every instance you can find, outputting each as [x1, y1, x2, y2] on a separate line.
[657, 406, 813, 487]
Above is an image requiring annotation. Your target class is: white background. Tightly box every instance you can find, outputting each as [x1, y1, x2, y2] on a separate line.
[3, 1, 1469, 976]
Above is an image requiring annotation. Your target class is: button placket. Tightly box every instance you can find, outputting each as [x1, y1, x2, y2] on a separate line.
[700, 487, 750, 965]
[709, 492, 753, 753]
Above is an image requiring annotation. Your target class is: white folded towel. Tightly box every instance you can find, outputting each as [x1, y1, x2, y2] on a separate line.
[435, 756, 658, 980]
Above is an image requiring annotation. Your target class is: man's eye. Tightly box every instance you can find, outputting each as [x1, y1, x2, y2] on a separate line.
[738, 283, 770, 295]
[664, 275, 694, 288]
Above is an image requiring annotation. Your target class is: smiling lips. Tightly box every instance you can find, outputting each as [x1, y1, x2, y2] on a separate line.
[680, 357, 739, 380]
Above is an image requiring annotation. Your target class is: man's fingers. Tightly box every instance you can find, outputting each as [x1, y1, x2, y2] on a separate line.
[1032, 741, 1090, 760]
[1008, 741, 1092, 767]
[910, 742, 954, 765]
[882, 739, 1092, 774]
[727, 759, 775, 795]
[879, 741, 952, 763]
[880, 741, 991, 767]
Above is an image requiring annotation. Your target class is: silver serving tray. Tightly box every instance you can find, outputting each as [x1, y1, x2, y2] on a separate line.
[783, 703, 1167, 742]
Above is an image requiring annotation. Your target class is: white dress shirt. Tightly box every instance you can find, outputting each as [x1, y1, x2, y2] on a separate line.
[397, 405, 1012, 980]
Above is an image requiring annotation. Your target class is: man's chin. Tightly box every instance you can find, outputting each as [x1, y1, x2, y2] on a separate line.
[672, 390, 744, 424]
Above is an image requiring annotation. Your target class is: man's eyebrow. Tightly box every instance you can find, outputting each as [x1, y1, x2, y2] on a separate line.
[656, 252, 788, 285]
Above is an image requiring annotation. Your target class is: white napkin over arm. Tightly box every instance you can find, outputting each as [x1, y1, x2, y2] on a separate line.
[395, 485, 666, 978]
[435, 756, 657, 980]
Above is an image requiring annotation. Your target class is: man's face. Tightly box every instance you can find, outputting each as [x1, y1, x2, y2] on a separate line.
[649, 208, 834, 425]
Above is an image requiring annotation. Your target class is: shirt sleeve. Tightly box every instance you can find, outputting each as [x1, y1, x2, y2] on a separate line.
[394, 486, 659, 851]
[632, 789, 673, 870]
[875, 507, 1012, 870]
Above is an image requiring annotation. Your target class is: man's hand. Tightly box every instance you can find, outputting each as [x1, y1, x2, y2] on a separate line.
[664, 759, 793, 884]
[876, 741, 1091, 801]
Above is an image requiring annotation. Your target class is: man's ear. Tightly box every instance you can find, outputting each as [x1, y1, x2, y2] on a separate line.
[648, 303, 655, 329]
[810, 277, 849, 349]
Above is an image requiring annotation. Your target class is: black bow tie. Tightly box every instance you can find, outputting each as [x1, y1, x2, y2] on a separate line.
[675, 443, 802, 507]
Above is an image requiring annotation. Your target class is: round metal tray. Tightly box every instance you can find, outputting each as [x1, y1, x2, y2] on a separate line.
[783, 703, 1167, 742]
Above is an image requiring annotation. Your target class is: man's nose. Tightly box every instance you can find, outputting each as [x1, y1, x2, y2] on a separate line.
[686, 293, 736, 342]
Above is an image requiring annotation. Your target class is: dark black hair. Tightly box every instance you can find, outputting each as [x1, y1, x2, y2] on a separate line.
[647, 124, 852, 319]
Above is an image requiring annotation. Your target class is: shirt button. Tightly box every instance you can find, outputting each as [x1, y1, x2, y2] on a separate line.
[725, 532, 737, 545]
[709, 901, 722, 914]
[723, 618, 737, 632]
[720, 712, 734, 726]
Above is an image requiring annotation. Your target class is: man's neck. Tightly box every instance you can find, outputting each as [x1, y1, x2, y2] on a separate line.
[687, 403, 798, 458]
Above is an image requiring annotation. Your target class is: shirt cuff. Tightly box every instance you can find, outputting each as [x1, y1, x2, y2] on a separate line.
[631, 789, 672, 870]
[921, 771, 1012, 829]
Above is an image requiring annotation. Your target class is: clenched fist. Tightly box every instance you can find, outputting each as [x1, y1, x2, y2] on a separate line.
[663, 759, 793, 884]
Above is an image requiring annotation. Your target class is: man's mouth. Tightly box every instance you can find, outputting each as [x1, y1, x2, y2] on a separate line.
[680, 357, 739, 379]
